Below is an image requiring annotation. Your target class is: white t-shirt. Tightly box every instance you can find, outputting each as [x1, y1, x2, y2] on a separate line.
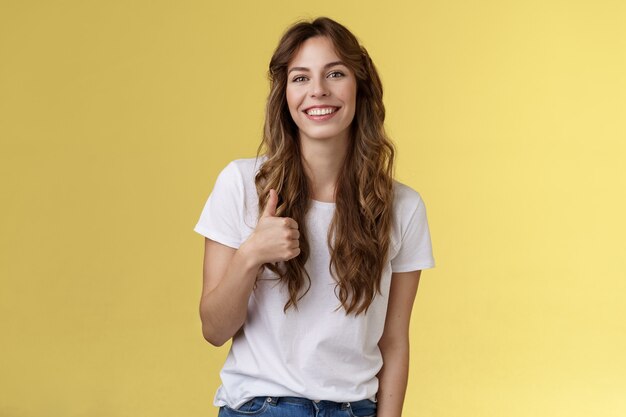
[194, 156, 435, 409]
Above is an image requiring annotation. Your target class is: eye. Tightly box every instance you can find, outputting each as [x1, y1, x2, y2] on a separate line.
[328, 71, 345, 78]
[292, 75, 308, 83]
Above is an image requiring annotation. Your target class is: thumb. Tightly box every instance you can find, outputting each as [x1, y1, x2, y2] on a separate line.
[261, 188, 278, 217]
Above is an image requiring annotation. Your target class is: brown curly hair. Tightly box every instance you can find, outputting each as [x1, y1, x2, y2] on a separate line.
[255, 17, 395, 316]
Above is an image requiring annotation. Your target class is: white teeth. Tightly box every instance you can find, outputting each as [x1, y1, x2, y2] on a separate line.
[306, 107, 337, 116]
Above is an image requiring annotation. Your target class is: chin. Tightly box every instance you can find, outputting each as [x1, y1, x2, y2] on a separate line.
[299, 125, 351, 141]
[303, 132, 344, 141]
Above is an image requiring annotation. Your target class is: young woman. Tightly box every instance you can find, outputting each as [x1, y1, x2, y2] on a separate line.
[195, 17, 435, 417]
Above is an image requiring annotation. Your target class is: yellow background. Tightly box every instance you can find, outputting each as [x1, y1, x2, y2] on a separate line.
[1, 1, 624, 416]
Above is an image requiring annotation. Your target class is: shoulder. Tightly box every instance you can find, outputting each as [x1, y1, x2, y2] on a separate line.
[216, 155, 268, 186]
[392, 180, 425, 215]
[388, 180, 435, 270]
[214, 156, 267, 223]
[221, 155, 266, 177]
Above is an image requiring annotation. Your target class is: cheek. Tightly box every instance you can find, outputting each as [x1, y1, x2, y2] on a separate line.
[285, 87, 300, 112]
[343, 81, 357, 106]
[345, 83, 357, 119]
[285, 92, 297, 122]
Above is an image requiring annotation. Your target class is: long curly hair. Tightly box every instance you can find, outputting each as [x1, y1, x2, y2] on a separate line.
[255, 17, 395, 316]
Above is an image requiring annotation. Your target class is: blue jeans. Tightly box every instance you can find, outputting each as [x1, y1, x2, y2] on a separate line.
[217, 396, 377, 417]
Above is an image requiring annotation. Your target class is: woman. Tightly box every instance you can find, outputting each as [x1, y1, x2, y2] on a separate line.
[194, 17, 435, 417]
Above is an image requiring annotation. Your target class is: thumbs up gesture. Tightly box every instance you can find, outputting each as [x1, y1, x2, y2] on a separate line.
[261, 188, 280, 218]
[241, 189, 301, 266]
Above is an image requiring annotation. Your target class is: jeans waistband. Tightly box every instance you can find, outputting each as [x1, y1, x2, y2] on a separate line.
[266, 396, 376, 410]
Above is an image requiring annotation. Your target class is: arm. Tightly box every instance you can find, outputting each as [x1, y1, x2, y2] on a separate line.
[199, 189, 300, 346]
[376, 270, 422, 417]
[199, 238, 261, 346]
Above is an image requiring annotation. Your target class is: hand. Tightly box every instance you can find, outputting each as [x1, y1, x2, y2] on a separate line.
[241, 189, 300, 266]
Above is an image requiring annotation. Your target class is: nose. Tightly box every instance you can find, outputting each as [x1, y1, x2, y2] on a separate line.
[310, 77, 329, 97]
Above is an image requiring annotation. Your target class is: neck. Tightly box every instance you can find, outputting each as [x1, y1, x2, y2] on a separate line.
[299, 131, 350, 203]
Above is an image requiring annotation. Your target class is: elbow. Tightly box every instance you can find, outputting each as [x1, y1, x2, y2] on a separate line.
[204, 333, 228, 347]
[202, 322, 245, 347]
[202, 328, 229, 347]
[199, 300, 230, 347]
[201, 325, 229, 347]
[199, 301, 244, 347]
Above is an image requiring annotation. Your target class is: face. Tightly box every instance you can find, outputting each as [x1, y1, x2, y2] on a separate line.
[286, 36, 357, 144]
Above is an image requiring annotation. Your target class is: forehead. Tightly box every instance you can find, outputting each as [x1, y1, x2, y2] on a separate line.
[288, 36, 343, 69]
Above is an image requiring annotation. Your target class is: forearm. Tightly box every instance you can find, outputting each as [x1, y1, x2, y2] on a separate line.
[200, 244, 261, 346]
[376, 339, 410, 417]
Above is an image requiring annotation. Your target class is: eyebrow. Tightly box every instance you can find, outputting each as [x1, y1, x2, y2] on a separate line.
[287, 61, 347, 74]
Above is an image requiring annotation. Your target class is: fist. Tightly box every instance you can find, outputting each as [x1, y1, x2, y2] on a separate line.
[244, 189, 300, 265]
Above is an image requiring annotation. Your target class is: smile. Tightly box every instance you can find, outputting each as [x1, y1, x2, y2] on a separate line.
[304, 107, 339, 116]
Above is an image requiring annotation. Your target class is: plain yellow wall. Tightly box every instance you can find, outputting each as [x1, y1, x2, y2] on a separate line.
[1, 1, 625, 416]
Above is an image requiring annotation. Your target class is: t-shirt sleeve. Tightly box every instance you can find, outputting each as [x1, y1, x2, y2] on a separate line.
[390, 194, 436, 273]
[193, 161, 245, 249]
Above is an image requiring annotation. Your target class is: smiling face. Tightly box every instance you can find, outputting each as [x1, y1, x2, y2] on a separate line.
[286, 36, 357, 145]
